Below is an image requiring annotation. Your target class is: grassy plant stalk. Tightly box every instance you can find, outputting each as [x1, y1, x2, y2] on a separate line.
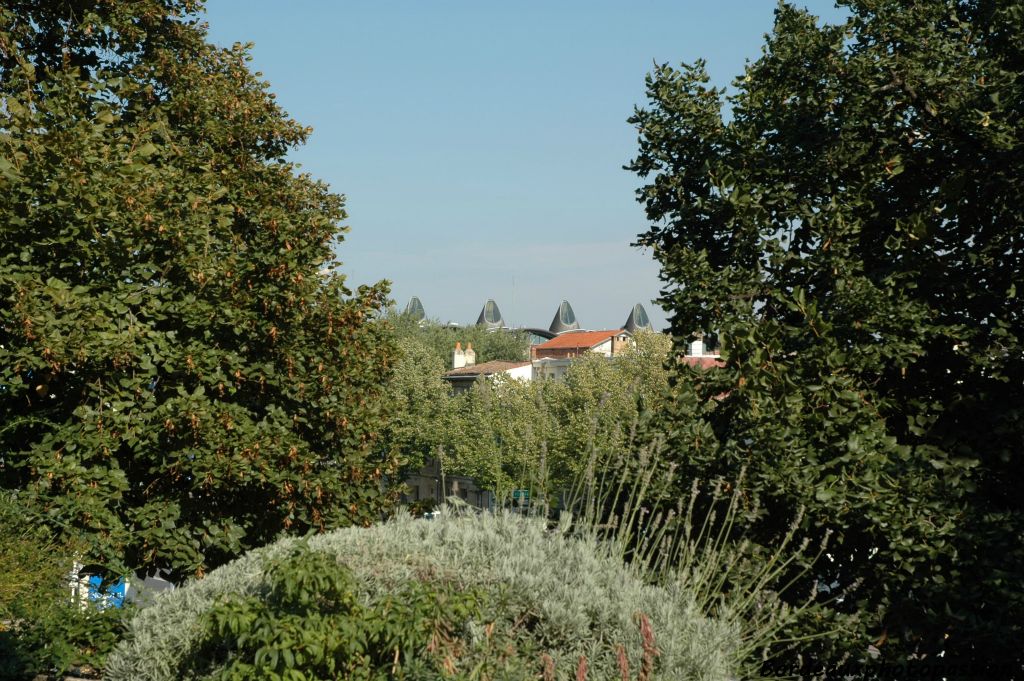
[557, 429, 843, 679]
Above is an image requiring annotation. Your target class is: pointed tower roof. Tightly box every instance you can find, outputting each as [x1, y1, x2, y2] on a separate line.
[548, 300, 581, 334]
[403, 296, 426, 321]
[476, 299, 505, 329]
[623, 303, 653, 333]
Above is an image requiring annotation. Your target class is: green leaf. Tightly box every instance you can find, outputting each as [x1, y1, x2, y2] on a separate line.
[135, 142, 158, 158]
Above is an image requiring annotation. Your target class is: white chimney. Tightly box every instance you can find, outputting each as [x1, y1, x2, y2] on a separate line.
[690, 334, 705, 357]
[453, 342, 466, 369]
[464, 343, 476, 367]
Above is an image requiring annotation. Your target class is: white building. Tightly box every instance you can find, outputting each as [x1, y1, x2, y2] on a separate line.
[443, 359, 532, 393]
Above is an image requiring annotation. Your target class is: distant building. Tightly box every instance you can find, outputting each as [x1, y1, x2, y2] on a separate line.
[523, 328, 556, 346]
[623, 303, 653, 333]
[548, 300, 581, 334]
[446, 341, 531, 392]
[476, 299, 506, 330]
[531, 329, 632, 361]
[444, 359, 532, 393]
[403, 296, 426, 321]
[528, 329, 632, 381]
[402, 457, 492, 511]
[531, 357, 573, 382]
[682, 334, 724, 369]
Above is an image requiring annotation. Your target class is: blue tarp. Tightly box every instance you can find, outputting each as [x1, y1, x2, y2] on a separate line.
[86, 575, 126, 608]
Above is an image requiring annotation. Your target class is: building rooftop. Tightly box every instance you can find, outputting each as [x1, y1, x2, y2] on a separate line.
[623, 303, 653, 333]
[403, 296, 426, 321]
[548, 300, 581, 334]
[681, 356, 724, 369]
[476, 299, 506, 329]
[444, 360, 531, 377]
[533, 329, 627, 350]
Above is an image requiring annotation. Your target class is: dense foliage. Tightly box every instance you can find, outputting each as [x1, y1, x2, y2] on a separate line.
[443, 331, 672, 497]
[387, 311, 531, 370]
[106, 512, 739, 681]
[185, 543, 489, 681]
[377, 335, 454, 475]
[0, 0, 395, 585]
[0, 493, 126, 679]
[629, 0, 1023, 672]
[380, 325, 671, 497]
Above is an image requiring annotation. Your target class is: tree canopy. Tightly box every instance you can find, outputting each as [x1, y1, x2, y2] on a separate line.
[630, 0, 1023, 670]
[0, 0, 395, 582]
[386, 310, 531, 370]
[379, 324, 671, 500]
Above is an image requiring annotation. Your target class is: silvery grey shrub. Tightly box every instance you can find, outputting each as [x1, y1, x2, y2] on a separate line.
[105, 511, 740, 680]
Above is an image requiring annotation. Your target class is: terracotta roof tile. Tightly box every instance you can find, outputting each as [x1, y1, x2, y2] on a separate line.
[533, 329, 628, 350]
[444, 360, 531, 377]
[681, 356, 724, 369]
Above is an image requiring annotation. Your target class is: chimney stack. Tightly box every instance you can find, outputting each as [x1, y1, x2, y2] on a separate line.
[690, 333, 705, 357]
[453, 342, 466, 369]
[465, 343, 476, 367]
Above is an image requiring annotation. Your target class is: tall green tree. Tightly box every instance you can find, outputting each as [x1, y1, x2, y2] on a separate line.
[377, 335, 452, 474]
[441, 332, 672, 497]
[630, 0, 1023, 671]
[386, 310, 530, 370]
[0, 1, 395, 583]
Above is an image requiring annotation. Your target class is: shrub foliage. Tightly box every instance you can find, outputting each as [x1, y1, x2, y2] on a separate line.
[0, 493, 126, 679]
[106, 513, 739, 681]
[186, 543, 490, 681]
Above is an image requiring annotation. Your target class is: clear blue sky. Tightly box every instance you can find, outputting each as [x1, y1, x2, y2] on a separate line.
[204, 1, 847, 331]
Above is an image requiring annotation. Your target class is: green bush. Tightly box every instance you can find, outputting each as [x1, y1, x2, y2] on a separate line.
[183, 543, 500, 680]
[0, 494, 128, 679]
[0, 602, 126, 681]
[106, 512, 740, 680]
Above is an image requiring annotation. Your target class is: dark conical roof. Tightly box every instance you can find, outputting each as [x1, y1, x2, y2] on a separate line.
[476, 299, 505, 329]
[403, 296, 426, 321]
[549, 300, 580, 334]
[623, 303, 653, 333]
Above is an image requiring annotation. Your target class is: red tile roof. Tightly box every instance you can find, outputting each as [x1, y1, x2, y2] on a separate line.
[681, 356, 724, 369]
[444, 360, 531, 377]
[533, 329, 628, 350]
